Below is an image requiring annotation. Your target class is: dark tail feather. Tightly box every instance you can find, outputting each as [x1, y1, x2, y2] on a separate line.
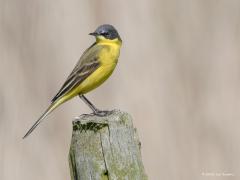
[23, 102, 58, 139]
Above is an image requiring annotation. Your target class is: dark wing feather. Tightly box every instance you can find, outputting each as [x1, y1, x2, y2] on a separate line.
[51, 43, 102, 102]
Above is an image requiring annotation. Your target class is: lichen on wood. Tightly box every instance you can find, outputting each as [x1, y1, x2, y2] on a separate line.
[68, 110, 147, 180]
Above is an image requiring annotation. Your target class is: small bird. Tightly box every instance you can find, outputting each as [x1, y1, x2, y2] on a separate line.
[23, 24, 122, 138]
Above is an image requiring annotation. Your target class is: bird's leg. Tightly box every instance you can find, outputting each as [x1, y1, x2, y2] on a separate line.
[79, 94, 110, 116]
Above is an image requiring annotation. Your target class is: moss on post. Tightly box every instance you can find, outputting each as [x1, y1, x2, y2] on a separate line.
[68, 110, 147, 180]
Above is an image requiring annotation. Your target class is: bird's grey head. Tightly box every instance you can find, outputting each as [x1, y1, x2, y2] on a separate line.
[89, 24, 121, 41]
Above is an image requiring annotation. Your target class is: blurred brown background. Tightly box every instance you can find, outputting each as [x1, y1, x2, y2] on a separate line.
[1, 0, 240, 179]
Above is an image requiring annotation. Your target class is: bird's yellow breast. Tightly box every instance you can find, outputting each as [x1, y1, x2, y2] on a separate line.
[70, 38, 122, 95]
[97, 37, 121, 65]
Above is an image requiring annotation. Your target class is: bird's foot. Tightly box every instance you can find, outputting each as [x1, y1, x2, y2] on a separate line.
[92, 109, 112, 117]
[74, 110, 112, 121]
[74, 114, 89, 121]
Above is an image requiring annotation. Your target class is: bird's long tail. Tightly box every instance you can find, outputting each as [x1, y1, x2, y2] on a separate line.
[23, 101, 61, 139]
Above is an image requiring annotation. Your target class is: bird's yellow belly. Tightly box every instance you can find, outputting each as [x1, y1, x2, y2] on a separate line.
[76, 43, 119, 94]
[60, 41, 120, 101]
[80, 63, 116, 94]
[73, 63, 117, 96]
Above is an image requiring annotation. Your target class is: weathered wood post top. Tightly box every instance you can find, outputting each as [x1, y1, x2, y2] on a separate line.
[69, 109, 147, 180]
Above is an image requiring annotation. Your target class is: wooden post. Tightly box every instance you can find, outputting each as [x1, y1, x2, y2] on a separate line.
[68, 110, 148, 180]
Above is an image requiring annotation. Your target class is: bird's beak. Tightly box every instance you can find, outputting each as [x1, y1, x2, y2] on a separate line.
[89, 32, 98, 36]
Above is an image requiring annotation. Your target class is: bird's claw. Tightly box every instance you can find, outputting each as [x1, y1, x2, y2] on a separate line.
[74, 110, 111, 122]
[93, 110, 111, 117]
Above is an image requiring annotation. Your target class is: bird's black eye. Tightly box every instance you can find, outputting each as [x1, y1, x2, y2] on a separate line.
[100, 32, 109, 36]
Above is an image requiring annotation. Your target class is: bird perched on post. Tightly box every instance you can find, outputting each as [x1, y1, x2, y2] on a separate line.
[23, 24, 122, 138]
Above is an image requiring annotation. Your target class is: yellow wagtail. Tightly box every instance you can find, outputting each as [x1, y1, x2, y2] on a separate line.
[23, 24, 122, 138]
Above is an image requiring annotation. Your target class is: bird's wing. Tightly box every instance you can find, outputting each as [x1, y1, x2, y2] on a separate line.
[51, 43, 103, 102]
